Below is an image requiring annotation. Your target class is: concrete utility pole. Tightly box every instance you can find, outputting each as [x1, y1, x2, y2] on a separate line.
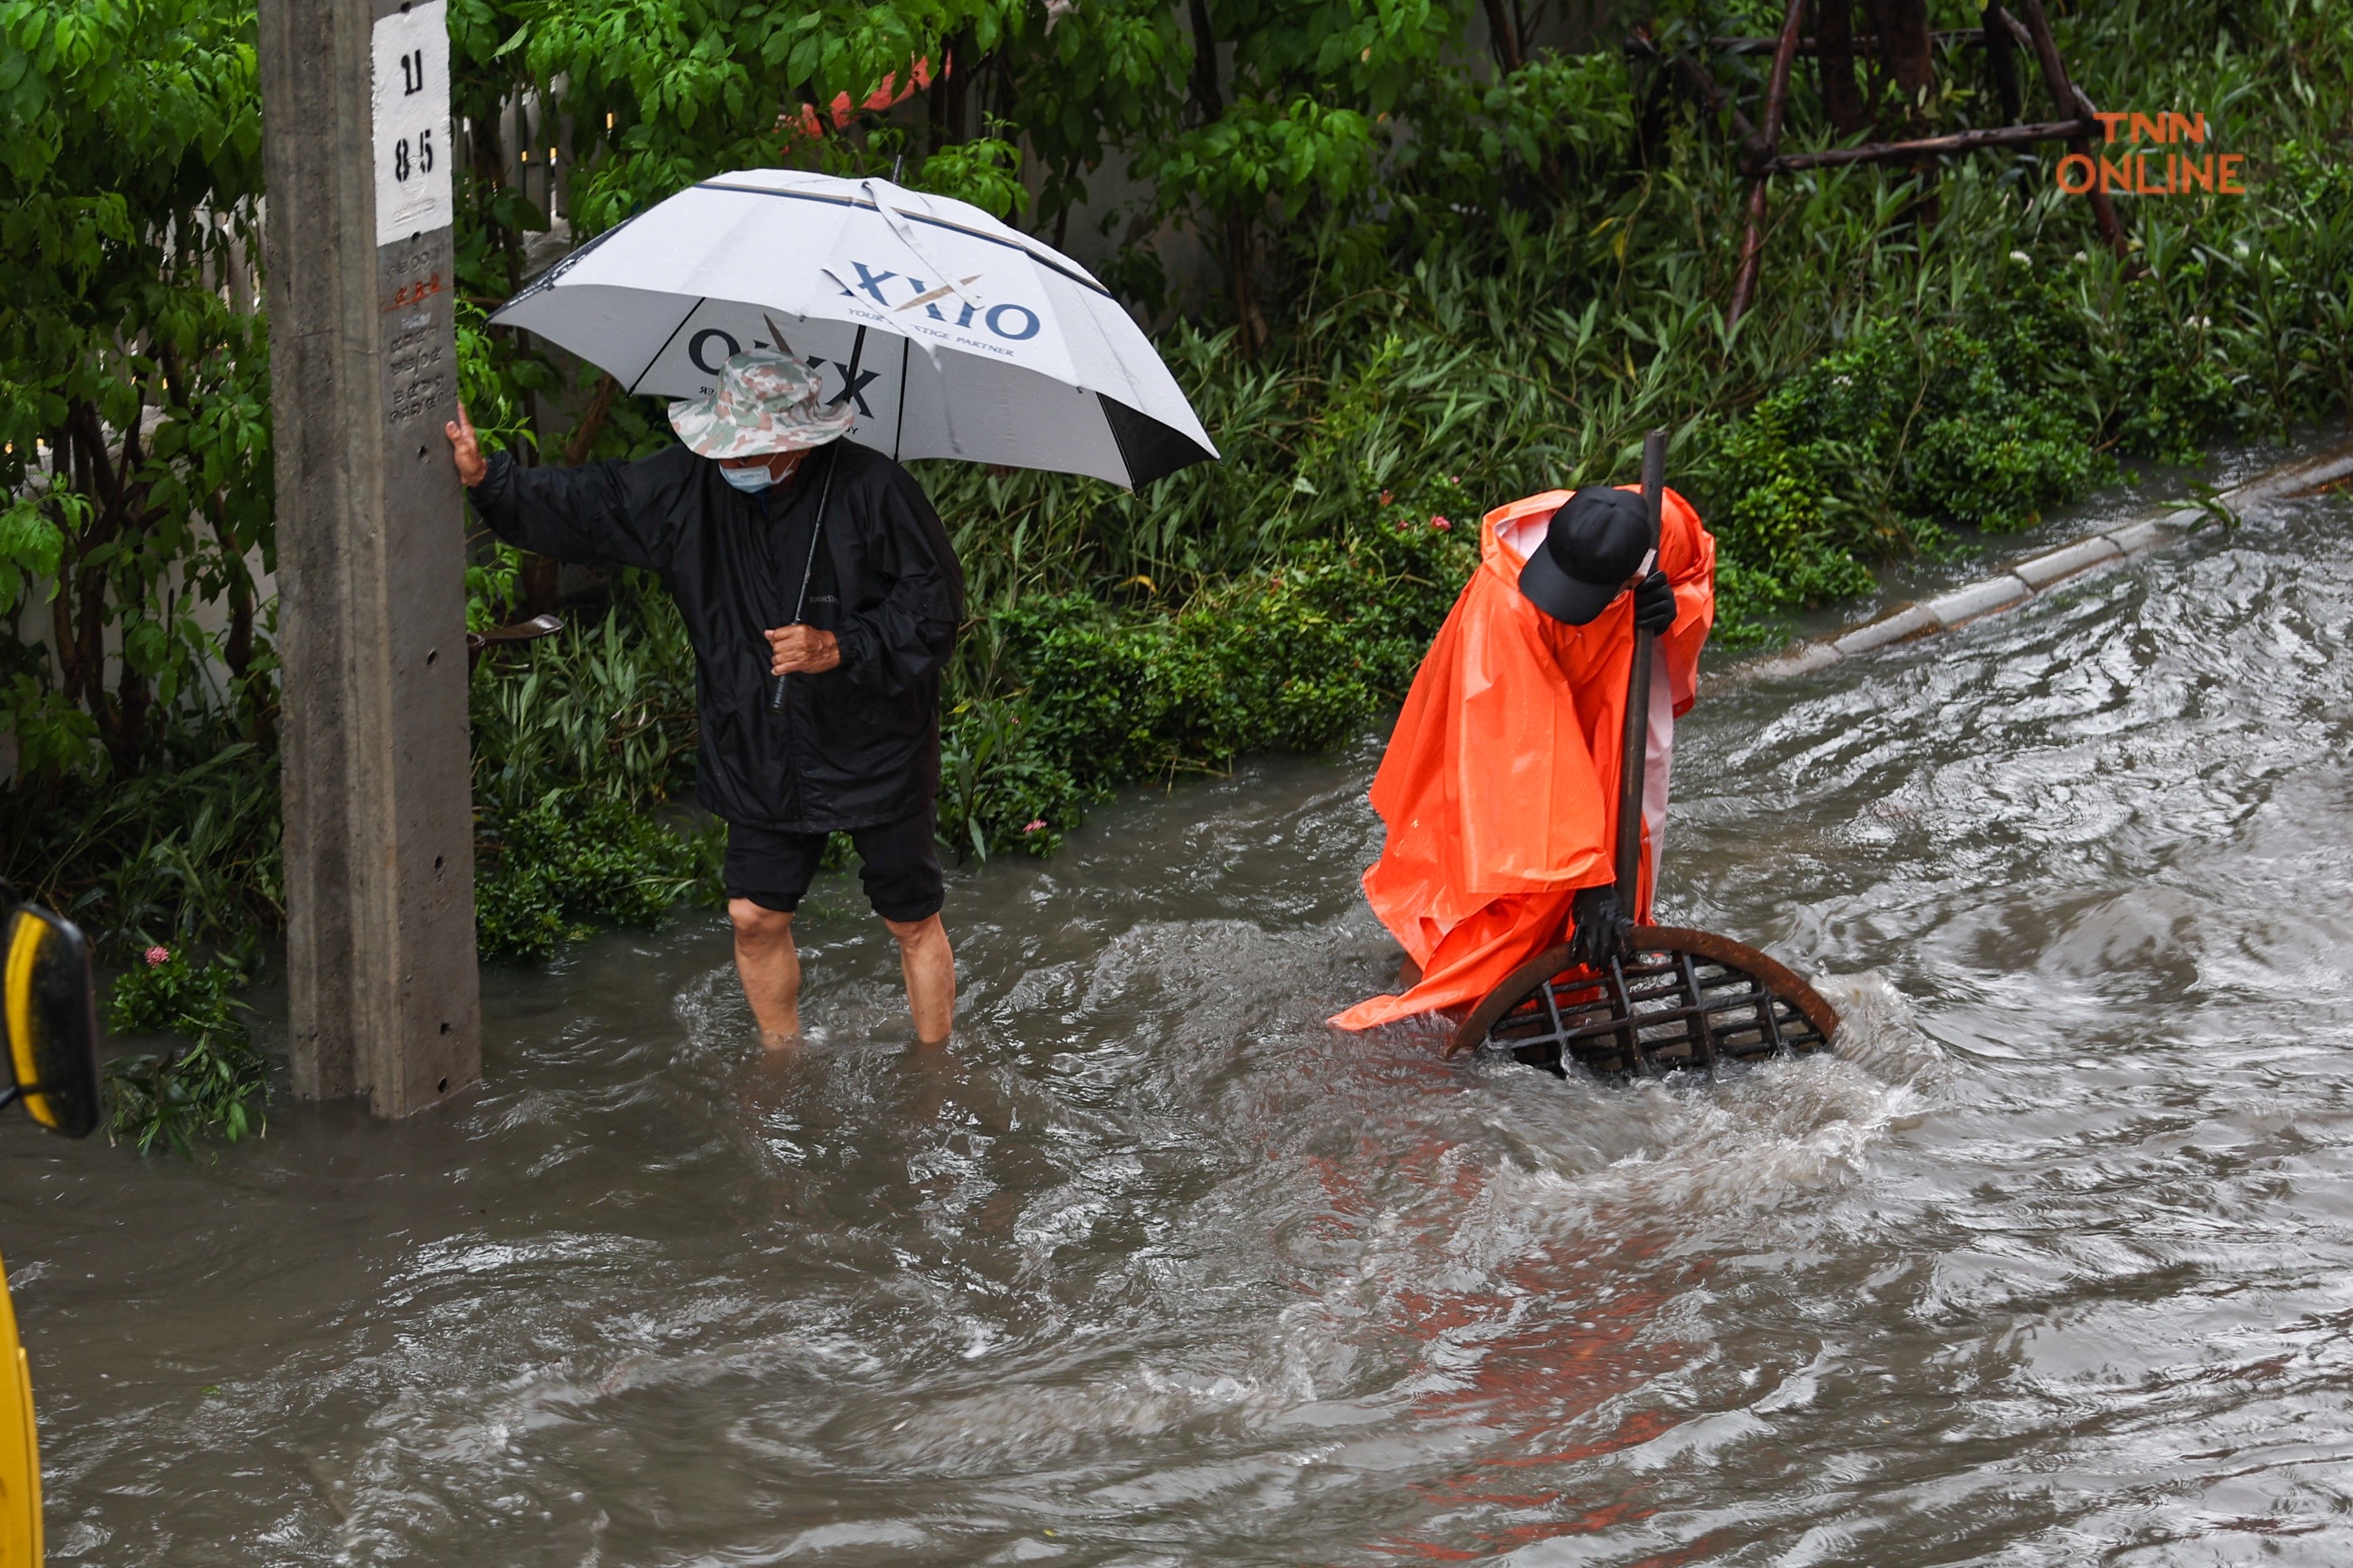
[258, 0, 482, 1116]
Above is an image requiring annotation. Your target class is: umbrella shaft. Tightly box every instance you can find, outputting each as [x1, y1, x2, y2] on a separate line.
[768, 438, 844, 715]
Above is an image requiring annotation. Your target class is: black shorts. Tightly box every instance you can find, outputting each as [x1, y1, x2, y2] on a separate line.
[724, 811, 944, 923]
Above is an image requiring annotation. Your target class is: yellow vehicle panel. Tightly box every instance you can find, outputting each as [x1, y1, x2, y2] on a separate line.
[0, 1256, 37, 1567]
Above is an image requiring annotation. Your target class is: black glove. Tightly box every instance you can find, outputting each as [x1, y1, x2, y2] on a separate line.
[1567, 884, 1628, 972]
[1631, 568, 1677, 633]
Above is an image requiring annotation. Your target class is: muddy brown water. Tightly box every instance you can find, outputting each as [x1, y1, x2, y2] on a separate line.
[7, 464, 2352, 1566]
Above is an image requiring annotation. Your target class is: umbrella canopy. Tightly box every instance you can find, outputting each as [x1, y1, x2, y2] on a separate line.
[491, 170, 1216, 490]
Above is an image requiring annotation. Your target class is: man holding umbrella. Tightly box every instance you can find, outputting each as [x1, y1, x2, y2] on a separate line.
[440, 168, 1216, 1044]
[446, 344, 965, 1047]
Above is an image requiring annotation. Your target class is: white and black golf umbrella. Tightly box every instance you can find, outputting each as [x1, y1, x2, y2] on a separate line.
[491, 169, 1216, 489]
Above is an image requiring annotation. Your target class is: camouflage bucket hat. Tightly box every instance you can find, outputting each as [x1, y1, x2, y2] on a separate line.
[668, 339, 856, 460]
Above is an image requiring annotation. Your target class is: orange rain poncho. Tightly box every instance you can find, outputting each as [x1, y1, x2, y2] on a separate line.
[1332, 486, 1716, 1030]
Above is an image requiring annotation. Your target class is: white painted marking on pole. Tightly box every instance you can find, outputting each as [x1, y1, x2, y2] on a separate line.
[371, 1, 453, 247]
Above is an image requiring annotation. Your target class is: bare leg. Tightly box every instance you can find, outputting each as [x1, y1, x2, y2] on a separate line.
[883, 913, 956, 1044]
[730, 899, 801, 1046]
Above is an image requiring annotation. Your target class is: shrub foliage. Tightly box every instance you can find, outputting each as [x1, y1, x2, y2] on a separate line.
[104, 948, 269, 1156]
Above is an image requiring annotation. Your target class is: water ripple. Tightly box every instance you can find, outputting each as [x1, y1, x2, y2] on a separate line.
[7, 478, 2352, 1563]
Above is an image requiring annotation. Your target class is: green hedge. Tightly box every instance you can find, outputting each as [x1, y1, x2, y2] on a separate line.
[942, 508, 1472, 857]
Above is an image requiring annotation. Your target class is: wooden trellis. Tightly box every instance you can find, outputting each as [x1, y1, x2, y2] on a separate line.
[1636, 0, 2130, 324]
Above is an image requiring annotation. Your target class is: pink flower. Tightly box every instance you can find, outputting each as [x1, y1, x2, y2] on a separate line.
[1430, 515, 1452, 530]
[144, 945, 171, 967]
[1023, 818, 1047, 833]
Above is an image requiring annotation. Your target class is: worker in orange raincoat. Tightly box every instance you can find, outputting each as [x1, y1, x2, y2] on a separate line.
[1333, 483, 1716, 1030]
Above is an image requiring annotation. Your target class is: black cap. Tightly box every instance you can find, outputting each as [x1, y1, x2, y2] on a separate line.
[1517, 487, 1651, 625]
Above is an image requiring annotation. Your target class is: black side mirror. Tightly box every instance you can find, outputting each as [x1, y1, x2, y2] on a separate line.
[2, 898, 103, 1140]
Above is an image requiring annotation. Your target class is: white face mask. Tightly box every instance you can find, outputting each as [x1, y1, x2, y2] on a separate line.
[719, 462, 775, 494]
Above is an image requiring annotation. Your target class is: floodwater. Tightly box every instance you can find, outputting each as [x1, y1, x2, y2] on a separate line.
[7, 456, 2353, 1566]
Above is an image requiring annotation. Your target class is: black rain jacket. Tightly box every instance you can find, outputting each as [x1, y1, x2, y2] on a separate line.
[469, 440, 963, 833]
